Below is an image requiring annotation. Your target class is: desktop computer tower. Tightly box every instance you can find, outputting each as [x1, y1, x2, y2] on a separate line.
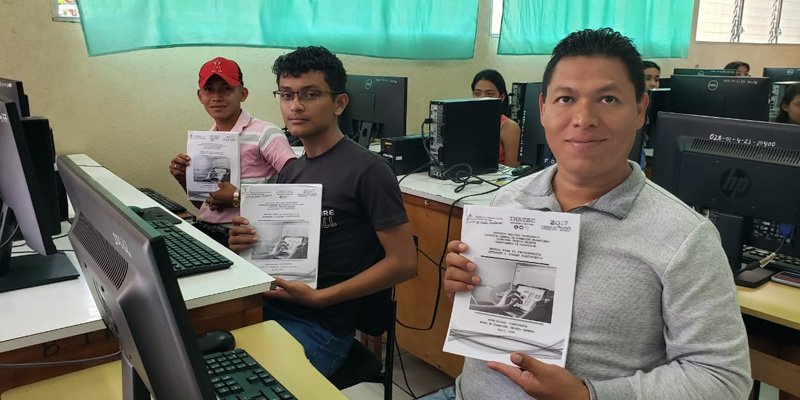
[517, 83, 548, 167]
[428, 98, 500, 179]
[510, 82, 528, 123]
[380, 134, 429, 175]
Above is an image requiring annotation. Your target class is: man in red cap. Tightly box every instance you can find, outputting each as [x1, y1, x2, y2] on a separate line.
[169, 57, 296, 245]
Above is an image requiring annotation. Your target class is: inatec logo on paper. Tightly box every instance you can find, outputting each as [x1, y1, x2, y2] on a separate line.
[707, 80, 719, 91]
[364, 79, 373, 90]
[112, 232, 132, 258]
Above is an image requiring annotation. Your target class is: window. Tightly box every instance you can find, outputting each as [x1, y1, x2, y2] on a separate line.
[491, 0, 503, 37]
[52, 0, 80, 22]
[696, 0, 800, 43]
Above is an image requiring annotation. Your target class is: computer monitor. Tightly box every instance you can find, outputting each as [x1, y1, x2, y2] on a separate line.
[0, 100, 76, 294]
[763, 67, 800, 83]
[0, 77, 30, 118]
[652, 112, 800, 273]
[338, 75, 408, 147]
[672, 68, 736, 76]
[58, 154, 217, 399]
[669, 76, 771, 121]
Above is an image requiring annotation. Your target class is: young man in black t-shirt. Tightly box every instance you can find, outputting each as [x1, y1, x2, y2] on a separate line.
[229, 46, 417, 377]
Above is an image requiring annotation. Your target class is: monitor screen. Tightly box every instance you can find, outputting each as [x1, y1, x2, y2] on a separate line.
[0, 100, 76, 293]
[0, 77, 30, 118]
[652, 112, 800, 272]
[58, 154, 217, 399]
[673, 68, 736, 76]
[763, 67, 800, 83]
[338, 75, 408, 147]
[669, 76, 771, 121]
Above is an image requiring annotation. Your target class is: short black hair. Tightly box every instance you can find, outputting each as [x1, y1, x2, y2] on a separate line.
[724, 61, 750, 71]
[776, 83, 800, 123]
[643, 61, 661, 72]
[471, 69, 511, 116]
[542, 28, 646, 102]
[272, 46, 347, 93]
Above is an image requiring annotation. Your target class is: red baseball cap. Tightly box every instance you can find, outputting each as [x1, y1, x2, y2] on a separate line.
[198, 57, 242, 88]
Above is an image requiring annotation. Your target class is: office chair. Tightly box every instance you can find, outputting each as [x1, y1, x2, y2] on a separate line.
[328, 289, 396, 400]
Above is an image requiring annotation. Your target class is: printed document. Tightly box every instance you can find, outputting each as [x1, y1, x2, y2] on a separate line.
[239, 184, 322, 288]
[185, 131, 240, 201]
[443, 205, 580, 366]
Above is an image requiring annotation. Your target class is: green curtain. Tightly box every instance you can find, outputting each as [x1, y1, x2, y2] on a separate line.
[77, 0, 479, 59]
[498, 0, 694, 58]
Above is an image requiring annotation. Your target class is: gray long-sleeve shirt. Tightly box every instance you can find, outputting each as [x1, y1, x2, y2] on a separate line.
[456, 161, 751, 400]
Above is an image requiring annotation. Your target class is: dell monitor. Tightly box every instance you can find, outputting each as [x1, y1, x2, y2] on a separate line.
[0, 77, 30, 118]
[0, 99, 76, 293]
[339, 75, 408, 147]
[669, 76, 771, 121]
[763, 67, 800, 83]
[652, 112, 800, 278]
[673, 68, 736, 76]
[58, 154, 218, 399]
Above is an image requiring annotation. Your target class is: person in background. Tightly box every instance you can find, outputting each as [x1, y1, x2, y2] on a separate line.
[643, 61, 660, 90]
[725, 61, 751, 76]
[776, 82, 800, 124]
[169, 57, 296, 246]
[228, 46, 417, 377]
[472, 69, 522, 167]
[445, 28, 751, 400]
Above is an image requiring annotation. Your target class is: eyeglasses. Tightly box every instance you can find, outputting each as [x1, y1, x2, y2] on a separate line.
[272, 89, 342, 104]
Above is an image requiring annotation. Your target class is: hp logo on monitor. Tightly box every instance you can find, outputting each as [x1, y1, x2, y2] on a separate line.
[720, 169, 750, 199]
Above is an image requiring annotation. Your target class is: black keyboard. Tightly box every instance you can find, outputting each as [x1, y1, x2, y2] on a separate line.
[139, 208, 232, 277]
[742, 246, 800, 273]
[138, 187, 188, 213]
[204, 348, 297, 400]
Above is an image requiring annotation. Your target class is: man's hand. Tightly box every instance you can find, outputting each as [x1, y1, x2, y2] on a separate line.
[487, 353, 590, 400]
[228, 216, 257, 252]
[262, 277, 330, 308]
[169, 153, 191, 186]
[444, 240, 481, 300]
[207, 182, 236, 211]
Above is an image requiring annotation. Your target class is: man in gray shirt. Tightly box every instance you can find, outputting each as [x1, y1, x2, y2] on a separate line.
[444, 28, 751, 399]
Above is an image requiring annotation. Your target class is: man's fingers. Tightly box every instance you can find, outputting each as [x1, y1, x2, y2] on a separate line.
[510, 352, 544, 373]
[487, 360, 538, 390]
[446, 240, 468, 253]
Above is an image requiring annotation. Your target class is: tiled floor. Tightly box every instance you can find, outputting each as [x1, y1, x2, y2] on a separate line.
[342, 347, 454, 400]
[342, 346, 781, 400]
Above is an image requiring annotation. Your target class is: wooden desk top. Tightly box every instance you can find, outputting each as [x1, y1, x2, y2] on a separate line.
[2, 321, 345, 400]
[737, 281, 800, 331]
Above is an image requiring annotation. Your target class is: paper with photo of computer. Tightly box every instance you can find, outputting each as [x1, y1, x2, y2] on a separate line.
[239, 184, 322, 288]
[443, 205, 580, 367]
[185, 131, 240, 201]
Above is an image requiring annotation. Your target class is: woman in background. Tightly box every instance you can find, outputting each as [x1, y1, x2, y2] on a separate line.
[776, 83, 800, 125]
[471, 69, 522, 167]
[725, 61, 750, 76]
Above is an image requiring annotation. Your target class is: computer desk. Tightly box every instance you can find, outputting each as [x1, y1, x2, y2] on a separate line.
[398, 170, 800, 393]
[1, 321, 346, 400]
[0, 154, 273, 393]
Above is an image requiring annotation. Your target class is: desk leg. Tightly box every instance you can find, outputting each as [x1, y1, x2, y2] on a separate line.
[0, 294, 263, 393]
[396, 194, 465, 378]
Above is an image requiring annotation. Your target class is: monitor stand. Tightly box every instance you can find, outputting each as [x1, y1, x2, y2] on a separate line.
[0, 252, 79, 293]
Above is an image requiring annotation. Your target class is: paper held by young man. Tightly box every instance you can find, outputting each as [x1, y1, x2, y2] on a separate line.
[239, 183, 322, 288]
[444, 204, 580, 367]
[185, 130, 240, 201]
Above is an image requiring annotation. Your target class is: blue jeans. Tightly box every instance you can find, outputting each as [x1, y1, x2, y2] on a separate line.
[263, 302, 353, 377]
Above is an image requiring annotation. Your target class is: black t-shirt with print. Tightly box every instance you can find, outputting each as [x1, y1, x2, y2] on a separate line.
[270, 137, 408, 335]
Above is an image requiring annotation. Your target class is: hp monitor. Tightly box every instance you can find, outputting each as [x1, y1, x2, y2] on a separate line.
[339, 75, 407, 147]
[0, 99, 76, 293]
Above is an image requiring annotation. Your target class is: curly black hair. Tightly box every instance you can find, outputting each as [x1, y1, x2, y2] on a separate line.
[542, 28, 646, 102]
[272, 46, 347, 93]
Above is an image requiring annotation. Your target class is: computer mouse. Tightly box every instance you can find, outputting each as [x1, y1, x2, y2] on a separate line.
[511, 164, 534, 176]
[128, 205, 144, 216]
[197, 330, 236, 355]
